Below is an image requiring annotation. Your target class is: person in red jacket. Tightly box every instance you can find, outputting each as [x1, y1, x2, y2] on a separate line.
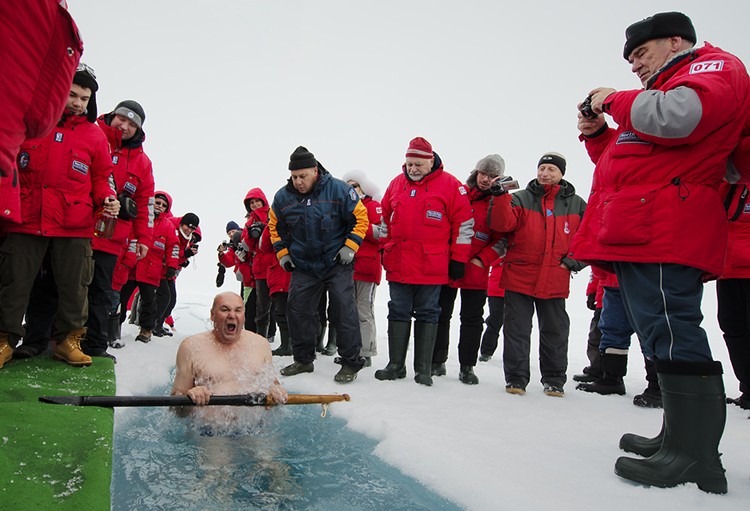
[0, 65, 120, 369]
[718, 177, 750, 411]
[119, 191, 179, 345]
[82, 100, 155, 359]
[243, 188, 275, 339]
[571, 12, 750, 493]
[488, 152, 587, 397]
[342, 171, 385, 366]
[433, 154, 507, 384]
[374, 137, 474, 386]
[0, 0, 82, 225]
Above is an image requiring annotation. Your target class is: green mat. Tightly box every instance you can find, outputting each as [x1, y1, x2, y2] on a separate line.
[0, 356, 115, 510]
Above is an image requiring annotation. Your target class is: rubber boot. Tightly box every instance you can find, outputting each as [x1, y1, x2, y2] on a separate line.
[459, 365, 479, 385]
[576, 350, 627, 395]
[315, 322, 327, 353]
[620, 420, 664, 458]
[53, 328, 93, 367]
[0, 333, 13, 369]
[413, 322, 438, 386]
[322, 325, 337, 356]
[615, 360, 727, 494]
[633, 357, 662, 408]
[272, 322, 293, 356]
[374, 321, 410, 381]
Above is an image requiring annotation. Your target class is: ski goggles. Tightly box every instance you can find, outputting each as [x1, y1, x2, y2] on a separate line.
[76, 62, 97, 80]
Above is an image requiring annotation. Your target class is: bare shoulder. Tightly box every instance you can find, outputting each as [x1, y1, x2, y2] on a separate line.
[178, 331, 213, 352]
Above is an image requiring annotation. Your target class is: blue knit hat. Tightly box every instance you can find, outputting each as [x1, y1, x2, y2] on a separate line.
[226, 221, 240, 233]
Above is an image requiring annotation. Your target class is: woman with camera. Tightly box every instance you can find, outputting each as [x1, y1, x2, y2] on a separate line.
[242, 188, 276, 340]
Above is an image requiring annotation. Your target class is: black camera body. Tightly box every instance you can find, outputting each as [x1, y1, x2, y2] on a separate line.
[579, 95, 598, 119]
[117, 193, 138, 220]
[248, 221, 264, 239]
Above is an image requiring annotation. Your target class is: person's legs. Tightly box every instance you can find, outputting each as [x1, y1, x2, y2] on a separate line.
[479, 295, 504, 361]
[432, 285, 457, 370]
[375, 282, 415, 381]
[14, 253, 57, 358]
[354, 280, 377, 359]
[536, 297, 570, 394]
[271, 292, 292, 356]
[286, 271, 324, 367]
[82, 250, 117, 355]
[254, 279, 272, 338]
[412, 284, 443, 386]
[573, 308, 603, 382]
[717, 278, 750, 407]
[457, 289, 487, 384]
[325, 265, 363, 369]
[502, 291, 534, 391]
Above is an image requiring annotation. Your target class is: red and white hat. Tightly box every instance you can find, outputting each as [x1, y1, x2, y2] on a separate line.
[405, 137, 434, 159]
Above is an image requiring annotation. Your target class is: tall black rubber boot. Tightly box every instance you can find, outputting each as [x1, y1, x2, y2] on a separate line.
[322, 324, 337, 356]
[576, 349, 627, 395]
[315, 322, 327, 353]
[375, 321, 411, 381]
[633, 357, 662, 408]
[615, 360, 727, 494]
[272, 322, 293, 356]
[413, 322, 438, 386]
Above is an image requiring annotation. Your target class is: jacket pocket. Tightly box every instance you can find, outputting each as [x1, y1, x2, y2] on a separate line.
[382, 242, 399, 273]
[598, 187, 656, 245]
[69, 150, 92, 184]
[62, 192, 94, 231]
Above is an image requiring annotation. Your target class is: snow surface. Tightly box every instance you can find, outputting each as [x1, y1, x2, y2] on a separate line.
[114, 277, 750, 511]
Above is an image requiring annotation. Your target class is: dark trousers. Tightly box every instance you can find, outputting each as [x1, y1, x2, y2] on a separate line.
[0, 233, 92, 338]
[434, 286, 487, 366]
[584, 308, 602, 373]
[598, 286, 636, 351]
[287, 265, 362, 368]
[244, 286, 257, 331]
[83, 250, 117, 352]
[20, 254, 57, 352]
[272, 291, 289, 329]
[255, 278, 272, 328]
[502, 290, 570, 387]
[614, 262, 712, 362]
[480, 295, 505, 358]
[119, 280, 157, 330]
[717, 278, 750, 394]
[387, 282, 441, 323]
[155, 278, 176, 327]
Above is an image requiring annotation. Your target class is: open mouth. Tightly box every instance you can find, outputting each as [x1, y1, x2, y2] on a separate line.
[226, 323, 237, 333]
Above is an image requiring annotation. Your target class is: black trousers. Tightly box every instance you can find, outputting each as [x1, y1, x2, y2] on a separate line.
[119, 280, 157, 330]
[717, 278, 750, 394]
[434, 286, 487, 366]
[502, 290, 570, 388]
[155, 278, 176, 327]
[82, 250, 117, 352]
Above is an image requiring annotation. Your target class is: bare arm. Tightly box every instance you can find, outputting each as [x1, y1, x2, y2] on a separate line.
[171, 338, 212, 415]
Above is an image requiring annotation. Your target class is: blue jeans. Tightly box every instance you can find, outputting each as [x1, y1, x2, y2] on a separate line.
[387, 283, 441, 323]
[614, 262, 712, 362]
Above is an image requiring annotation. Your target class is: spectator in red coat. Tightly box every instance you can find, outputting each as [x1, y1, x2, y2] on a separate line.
[343, 171, 385, 366]
[0, 65, 120, 369]
[243, 188, 275, 339]
[82, 100, 154, 359]
[0, 0, 82, 225]
[433, 154, 508, 384]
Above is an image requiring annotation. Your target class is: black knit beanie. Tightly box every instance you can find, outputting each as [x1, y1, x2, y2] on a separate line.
[288, 146, 317, 170]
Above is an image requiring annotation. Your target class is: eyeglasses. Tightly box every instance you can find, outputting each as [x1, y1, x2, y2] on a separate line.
[76, 62, 96, 80]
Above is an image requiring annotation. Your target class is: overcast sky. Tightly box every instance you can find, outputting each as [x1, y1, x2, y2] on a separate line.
[67, 0, 750, 292]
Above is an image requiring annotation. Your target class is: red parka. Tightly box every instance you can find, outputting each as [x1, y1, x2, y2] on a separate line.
[488, 179, 586, 299]
[487, 260, 506, 298]
[134, 190, 179, 286]
[0, 0, 82, 224]
[570, 43, 750, 278]
[243, 188, 275, 281]
[381, 162, 474, 285]
[9, 114, 115, 238]
[353, 196, 384, 285]
[92, 114, 155, 255]
[260, 224, 290, 295]
[450, 184, 506, 290]
[720, 181, 750, 279]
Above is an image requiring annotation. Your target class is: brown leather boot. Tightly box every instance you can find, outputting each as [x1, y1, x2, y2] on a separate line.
[53, 328, 92, 366]
[0, 333, 13, 369]
[135, 328, 152, 343]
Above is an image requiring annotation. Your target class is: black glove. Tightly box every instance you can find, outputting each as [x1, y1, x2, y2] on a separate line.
[586, 292, 596, 311]
[215, 263, 226, 287]
[448, 260, 465, 281]
[165, 267, 177, 279]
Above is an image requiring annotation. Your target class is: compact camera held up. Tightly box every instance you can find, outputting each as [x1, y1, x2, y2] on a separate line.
[247, 221, 265, 239]
[579, 95, 599, 119]
[490, 176, 520, 196]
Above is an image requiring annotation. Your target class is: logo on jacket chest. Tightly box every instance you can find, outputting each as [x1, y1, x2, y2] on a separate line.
[475, 231, 489, 242]
[54, 133, 64, 143]
[154, 240, 165, 250]
[689, 60, 724, 74]
[616, 131, 649, 145]
[112, 156, 119, 165]
[72, 160, 89, 176]
[17, 152, 30, 169]
[564, 221, 570, 234]
[123, 181, 137, 195]
[426, 210, 443, 221]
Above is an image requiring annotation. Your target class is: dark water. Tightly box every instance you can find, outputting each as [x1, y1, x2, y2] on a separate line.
[111, 391, 462, 511]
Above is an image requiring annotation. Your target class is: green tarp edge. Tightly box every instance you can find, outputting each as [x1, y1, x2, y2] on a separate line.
[0, 356, 115, 510]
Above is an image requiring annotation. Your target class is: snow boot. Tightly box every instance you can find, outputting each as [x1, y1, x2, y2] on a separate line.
[620, 420, 664, 458]
[374, 321, 410, 381]
[322, 325, 337, 356]
[576, 349, 627, 395]
[135, 328, 152, 343]
[0, 333, 13, 369]
[333, 364, 358, 383]
[431, 362, 446, 376]
[459, 365, 479, 385]
[615, 360, 727, 494]
[413, 322, 437, 386]
[53, 328, 92, 367]
[315, 322, 327, 353]
[272, 322, 293, 356]
[572, 366, 602, 383]
[280, 361, 314, 376]
[633, 357, 662, 408]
